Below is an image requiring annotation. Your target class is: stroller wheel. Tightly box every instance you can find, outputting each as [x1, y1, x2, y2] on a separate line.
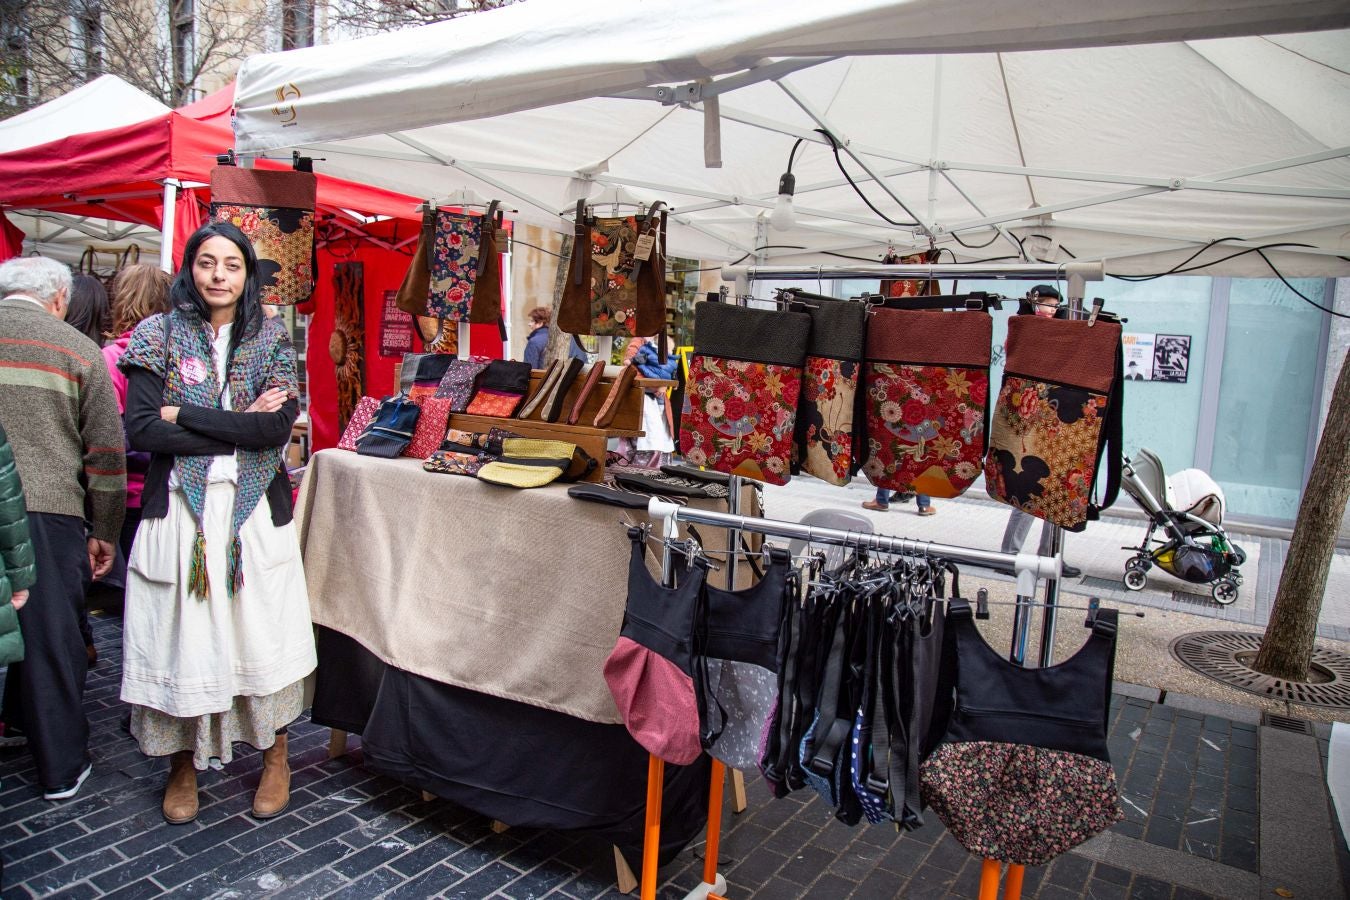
[1123, 569, 1148, 591]
[1211, 578, 1239, 606]
[1125, 556, 1150, 573]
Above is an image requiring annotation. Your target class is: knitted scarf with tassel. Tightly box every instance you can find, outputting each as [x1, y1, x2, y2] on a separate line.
[120, 310, 297, 599]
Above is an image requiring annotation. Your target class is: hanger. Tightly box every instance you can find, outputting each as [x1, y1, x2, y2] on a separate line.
[423, 191, 517, 216]
[560, 185, 651, 220]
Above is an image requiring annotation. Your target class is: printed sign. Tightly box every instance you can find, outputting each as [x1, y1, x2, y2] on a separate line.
[380, 289, 415, 357]
[1123, 332, 1190, 383]
[1122, 333, 1155, 382]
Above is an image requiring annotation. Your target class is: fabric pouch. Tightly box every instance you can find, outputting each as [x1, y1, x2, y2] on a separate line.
[477, 438, 595, 489]
[337, 396, 381, 452]
[608, 467, 729, 500]
[399, 352, 456, 396]
[403, 396, 453, 460]
[355, 395, 421, 458]
[558, 201, 668, 337]
[985, 313, 1124, 530]
[434, 356, 493, 411]
[864, 307, 992, 498]
[604, 531, 709, 765]
[679, 302, 811, 485]
[466, 360, 532, 417]
[209, 166, 317, 306]
[423, 448, 489, 477]
[791, 296, 867, 486]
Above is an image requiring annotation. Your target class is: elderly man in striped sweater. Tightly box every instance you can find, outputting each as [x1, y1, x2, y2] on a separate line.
[0, 255, 125, 801]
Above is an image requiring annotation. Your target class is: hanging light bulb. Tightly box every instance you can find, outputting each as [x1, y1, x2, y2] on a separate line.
[770, 171, 796, 231]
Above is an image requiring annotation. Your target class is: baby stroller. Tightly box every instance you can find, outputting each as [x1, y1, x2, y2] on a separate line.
[1120, 448, 1246, 604]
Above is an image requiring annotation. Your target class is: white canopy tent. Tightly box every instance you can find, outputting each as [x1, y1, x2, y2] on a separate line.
[233, 0, 1350, 276]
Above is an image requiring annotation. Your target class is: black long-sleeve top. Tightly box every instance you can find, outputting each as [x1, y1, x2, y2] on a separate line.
[123, 367, 298, 525]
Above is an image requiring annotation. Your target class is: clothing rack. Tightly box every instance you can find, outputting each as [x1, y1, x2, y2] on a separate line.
[640, 498, 1077, 900]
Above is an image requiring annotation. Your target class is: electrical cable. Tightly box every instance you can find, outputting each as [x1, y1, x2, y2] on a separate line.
[816, 130, 920, 228]
[947, 228, 1003, 250]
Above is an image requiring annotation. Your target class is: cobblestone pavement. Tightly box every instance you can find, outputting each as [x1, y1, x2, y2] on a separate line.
[4, 614, 1339, 899]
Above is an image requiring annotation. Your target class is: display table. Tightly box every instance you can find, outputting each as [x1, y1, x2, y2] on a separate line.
[293, 449, 735, 868]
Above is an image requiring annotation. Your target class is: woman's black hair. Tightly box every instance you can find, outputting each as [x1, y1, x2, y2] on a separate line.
[171, 221, 263, 366]
[67, 273, 111, 346]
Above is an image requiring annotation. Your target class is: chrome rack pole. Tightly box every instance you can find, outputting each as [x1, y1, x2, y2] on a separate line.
[722, 260, 1105, 289]
[1038, 526, 1066, 667]
[724, 474, 741, 589]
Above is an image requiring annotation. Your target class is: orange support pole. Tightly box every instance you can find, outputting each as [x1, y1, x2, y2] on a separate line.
[702, 759, 727, 886]
[1002, 864, 1024, 900]
[978, 859, 1002, 900]
[641, 754, 665, 900]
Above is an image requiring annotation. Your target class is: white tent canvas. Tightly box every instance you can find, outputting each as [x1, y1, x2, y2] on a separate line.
[234, 0, 1350, 275]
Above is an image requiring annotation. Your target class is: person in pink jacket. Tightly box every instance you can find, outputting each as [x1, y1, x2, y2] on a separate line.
[101, 264, 172, 581]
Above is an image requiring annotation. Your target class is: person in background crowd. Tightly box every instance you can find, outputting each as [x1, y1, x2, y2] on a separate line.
[65, 274, 111, 347]
[523, 305, 587, 368]
[996, 284, 1082, 579]
[863, 488, 936, 516]
[98, 265, 174, 602]
[118, 222, 315, 826]
[0, 418, 37, 792]
[0, 256, 125, 800]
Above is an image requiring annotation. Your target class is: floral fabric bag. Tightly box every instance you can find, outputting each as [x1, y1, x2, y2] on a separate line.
[557, 201, 667, 338]
[984, 312, 1124, 531]
[863, 307, 992, 498]
[433, 357, 493, 412]
[209, 166, 317, 306]
[337, 396, 381, 452]
[679, 302, 811, 486]
[788, 294, 866, 486]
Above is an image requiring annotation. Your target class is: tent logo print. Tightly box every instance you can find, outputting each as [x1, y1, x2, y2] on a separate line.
[273, 83, 302, 127]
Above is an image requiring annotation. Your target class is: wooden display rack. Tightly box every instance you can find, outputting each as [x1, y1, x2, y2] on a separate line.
[446, 369, 671, 483]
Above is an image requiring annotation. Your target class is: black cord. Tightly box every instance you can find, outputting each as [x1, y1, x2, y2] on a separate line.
[1255, 249, 1349, 319]
[948, 228, 1003, 250]
[786, 138, 805, 175]
[817, 129, 920, 228]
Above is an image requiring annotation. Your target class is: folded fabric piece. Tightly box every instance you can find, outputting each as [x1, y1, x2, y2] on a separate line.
[567, 483, 653, 509]
[608, 467, 729, 500]
[403, 396, 453, 459]
[567, 361, 608, 425]
[593, 363, 637, 428]
[660, 463, 731, 485]
[337, 396, 381, 452]
[541, 357, 584, 423]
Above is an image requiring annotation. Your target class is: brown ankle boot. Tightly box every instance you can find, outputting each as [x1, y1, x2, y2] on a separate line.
[162, 751, 198, 824]
[252, 731, 291, 819]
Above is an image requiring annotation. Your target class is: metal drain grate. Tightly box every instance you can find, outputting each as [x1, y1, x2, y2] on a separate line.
[1081, 575, 1124, 592]
[1261, 711, 1314, 734]
[1169, 631, 1350, 709]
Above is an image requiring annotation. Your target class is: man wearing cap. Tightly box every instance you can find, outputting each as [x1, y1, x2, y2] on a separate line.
[995, 285, 1083, 579]
[0, 256, 125, 801]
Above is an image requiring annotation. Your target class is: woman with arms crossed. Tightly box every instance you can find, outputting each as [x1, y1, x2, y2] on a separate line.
[119, 222, 315, 824]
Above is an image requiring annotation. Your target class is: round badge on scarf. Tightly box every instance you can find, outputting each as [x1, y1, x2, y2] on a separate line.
[181, 357, 208, 387]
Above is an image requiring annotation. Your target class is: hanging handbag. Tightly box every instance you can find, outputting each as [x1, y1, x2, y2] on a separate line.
[557, 200, 668, 338]
[863, 305, 993, 498]
[679, 302, 811, 486]
[787, 293, 867, 486]
[985, 310, 1124, 530]
[878, 249, 940, 298]
[209, 165, 317, 306]
[425, 201, 505, 323]
[920, 598, 1123, 866]
[354, 395, 421, 458]
[603, 529, 709, 765]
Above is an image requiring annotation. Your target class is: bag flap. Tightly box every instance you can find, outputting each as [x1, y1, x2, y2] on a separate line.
[801, 297, 867, 360]
[1006, 315, 1122, 394]
[694, 303, 811, 366]
[866, 308, 992, 367]
[210, 166, 317, 210]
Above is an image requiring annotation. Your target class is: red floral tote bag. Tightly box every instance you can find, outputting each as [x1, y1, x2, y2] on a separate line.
[790, 296, 866, 486]
[863, 307, 992, 498]
[679, 302, 811, 486]
[985, 313, 1124, 531]
[209, 166, 317, 306]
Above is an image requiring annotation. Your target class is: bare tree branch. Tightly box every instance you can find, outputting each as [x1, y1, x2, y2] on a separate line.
[323, 0, 515, 41]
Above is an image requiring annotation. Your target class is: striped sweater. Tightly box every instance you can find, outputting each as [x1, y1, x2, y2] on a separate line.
[0, 297, 125, 542]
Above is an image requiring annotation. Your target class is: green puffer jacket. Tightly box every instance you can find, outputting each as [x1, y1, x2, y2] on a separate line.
[0, 420, 36, 666]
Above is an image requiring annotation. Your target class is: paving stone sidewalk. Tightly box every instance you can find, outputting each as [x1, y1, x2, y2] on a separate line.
[6, 613, 1340, 899]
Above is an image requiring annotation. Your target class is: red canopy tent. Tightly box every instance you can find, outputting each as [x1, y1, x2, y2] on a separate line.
[0, 80, 506, 452]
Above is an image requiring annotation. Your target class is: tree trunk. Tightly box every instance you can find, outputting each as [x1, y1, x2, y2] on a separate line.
[545, 234, 575, 365]
[1252, 347, 1350, 680]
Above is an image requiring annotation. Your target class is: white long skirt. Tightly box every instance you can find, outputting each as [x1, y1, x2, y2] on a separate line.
[121, 482, 317, 721]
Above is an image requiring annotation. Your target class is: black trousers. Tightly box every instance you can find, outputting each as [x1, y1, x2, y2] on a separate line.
[2, 513, 91, 789]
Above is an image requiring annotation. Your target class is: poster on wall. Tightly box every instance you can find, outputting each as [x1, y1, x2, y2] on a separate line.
[380, 289, 415, 357]
[1122, 333, 1155, 381]
[1152, 334, 1192, 383]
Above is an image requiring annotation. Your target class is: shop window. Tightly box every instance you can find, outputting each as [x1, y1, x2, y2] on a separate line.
[73, 0, 101, 79]
[171, 0, 194, 95]
[1208, 278, 1328, 521]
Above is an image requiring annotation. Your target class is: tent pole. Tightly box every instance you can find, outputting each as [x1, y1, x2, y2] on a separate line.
[159, 181, 178, 272]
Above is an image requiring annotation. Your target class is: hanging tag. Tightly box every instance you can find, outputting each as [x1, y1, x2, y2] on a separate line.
[1088, 297, 1104, 326]
[634, 233, 656, 261]
[495, 228, 508, 243]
